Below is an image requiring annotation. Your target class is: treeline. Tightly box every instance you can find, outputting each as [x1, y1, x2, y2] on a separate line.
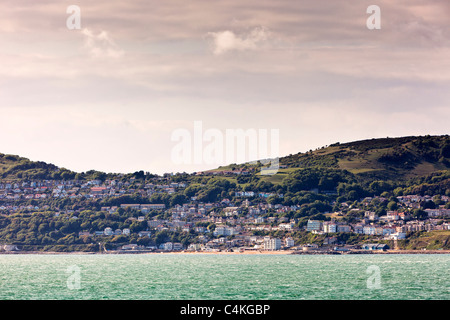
[0, 209, 197, 252]
[377, 136, 450, 166]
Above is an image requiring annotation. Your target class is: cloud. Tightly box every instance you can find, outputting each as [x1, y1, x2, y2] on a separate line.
[81, 28, 124, 58]
[0, 0, 449, 174]
[207, 27, 270, 55]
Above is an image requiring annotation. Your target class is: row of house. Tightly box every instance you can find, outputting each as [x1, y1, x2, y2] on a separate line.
[306, 212, 450, 241]
[79, 227, 151, 238]
[0, 178, 187, 202]
[234, 191, 284, 198]
[185, 236, 295, 252]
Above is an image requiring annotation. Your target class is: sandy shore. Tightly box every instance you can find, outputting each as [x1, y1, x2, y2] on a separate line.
[1, 249, 449, 255]
[160, 250, 293, 255]
[0, 250, 294, 255]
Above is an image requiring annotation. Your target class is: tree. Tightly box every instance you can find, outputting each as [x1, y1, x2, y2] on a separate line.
[393, 187, 404, 197]
[387, 201, 398, 211]
[130, 221, 147, 233]
[412, 209, 427, 221]
[38, 223, 49, 234]
[421, 201, 436, 210]
[111, 235, 128, 243]
[170, 193, 188, 206]
[267, 195, 281, 205]
[41, 236, 54, 245]
[137, 237, 151, 246]
[369, 181, 393, 195]
[347, 190, 359, 201]
[153, 230, 169, 246]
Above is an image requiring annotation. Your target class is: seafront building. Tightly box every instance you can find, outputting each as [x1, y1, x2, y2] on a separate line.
[285, 237, 295, 248]
[263, 237, 281, 251]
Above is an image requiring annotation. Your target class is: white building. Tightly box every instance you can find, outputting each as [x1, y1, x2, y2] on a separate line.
[306, 220, 322, 232]
[302, 243, 319, 251]
[264, 238, 281, 251]
[160, 242, 173, 251]
[425, 209, 450, 217]
[213, 226, 235, 237]
[138, 231, 152, 237]
[285, 237, 295, 248]
[322, 222, 337, 233]
[337, 225, 351, 233]
[172, 243, 183, 251]
[188, 243, 204, 251]
[382, 227, 396, 236]
[363, 226, 376, 235]
[278, 223, 294, 231]
[353, 224, 364, 234]
[255, 216, 265, 224]
[121, 244, 140, 251]
[387, 232, 406, 240]
[2, 244, 19, 252]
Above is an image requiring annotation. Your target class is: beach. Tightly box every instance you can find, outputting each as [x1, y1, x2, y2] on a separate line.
[2, 249, 450, 255]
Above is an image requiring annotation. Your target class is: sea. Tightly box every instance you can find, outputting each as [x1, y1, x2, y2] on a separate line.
[0, 254, 448, 300]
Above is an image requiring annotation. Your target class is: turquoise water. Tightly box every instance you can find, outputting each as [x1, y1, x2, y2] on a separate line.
[0, 254, 448, 300]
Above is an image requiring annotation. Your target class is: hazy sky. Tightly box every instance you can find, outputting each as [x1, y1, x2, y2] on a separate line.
[0, 0, 449, 174]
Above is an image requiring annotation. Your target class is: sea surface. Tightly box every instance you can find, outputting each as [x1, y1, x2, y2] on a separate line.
[0, 254, 448, 300]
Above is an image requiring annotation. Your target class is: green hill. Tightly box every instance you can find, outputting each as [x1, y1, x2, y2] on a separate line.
[185, 135, 450, 200]
[1, 135, 449, 189]
[0, 153, 106, 181]
[0, 153, 60, 180]
[256, 135, 450, 184]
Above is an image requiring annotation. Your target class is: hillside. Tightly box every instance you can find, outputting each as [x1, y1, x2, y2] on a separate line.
[0, 153, 113, 181]
[396, 230, 450, 250]
[1, 135, 450, 188]
[290, 135, 449, 175]
[248, 135, 450, 185]
[0, 153, 60, 180]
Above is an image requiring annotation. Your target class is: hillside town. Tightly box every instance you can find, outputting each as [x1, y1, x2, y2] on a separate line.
[1, 176, 449, 253]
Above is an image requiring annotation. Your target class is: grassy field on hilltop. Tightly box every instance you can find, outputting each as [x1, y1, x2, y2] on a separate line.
[397, 230, 450, 250]
[257, 135, 450, 185]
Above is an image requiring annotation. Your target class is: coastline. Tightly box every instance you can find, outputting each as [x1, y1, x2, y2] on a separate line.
[0, 250, 293, 255]
[1, 249, 450, 255]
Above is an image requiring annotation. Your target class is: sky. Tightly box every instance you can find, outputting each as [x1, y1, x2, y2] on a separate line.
[0, 0, 449, 175]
